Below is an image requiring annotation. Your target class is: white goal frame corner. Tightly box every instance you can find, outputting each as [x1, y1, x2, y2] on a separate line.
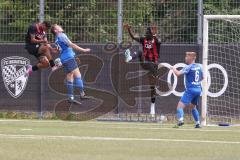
[201, 15, 240, 126]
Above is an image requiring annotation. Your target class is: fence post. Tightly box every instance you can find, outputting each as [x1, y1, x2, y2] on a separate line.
[197, 0, 203, 64]
[117, 0, 123, 115]
[197, 0, 203, 61]
[39, 0, 44, 119]
[197, 0, 203, 45]
[198, 0, 205, 124]
[39, 0, 44, 23]
[117, 0, 123, 45]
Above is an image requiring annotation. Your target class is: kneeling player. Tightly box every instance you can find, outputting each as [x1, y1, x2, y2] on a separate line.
[171, 52, 203, 128]
[51, 24, 91, 103]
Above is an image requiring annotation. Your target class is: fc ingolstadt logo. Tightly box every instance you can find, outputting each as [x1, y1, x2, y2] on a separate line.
[1, 56, 30, 98]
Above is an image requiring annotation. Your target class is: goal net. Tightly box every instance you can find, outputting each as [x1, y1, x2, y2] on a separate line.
[202, 15, 240, 126]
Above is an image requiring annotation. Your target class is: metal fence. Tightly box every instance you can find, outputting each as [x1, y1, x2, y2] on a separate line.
[0, 0, 198, 43]
[0, 0, 39, 42]
[0, 0, 201, 43]
[1, 0, 240, 43]
[123, 0, 198, 44]
[204, 0, 240, 15]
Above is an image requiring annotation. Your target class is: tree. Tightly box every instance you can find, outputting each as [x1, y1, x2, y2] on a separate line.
[0, 0, 39, 42]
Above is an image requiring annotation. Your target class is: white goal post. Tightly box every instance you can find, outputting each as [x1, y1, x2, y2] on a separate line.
[202, 15, 240, 126]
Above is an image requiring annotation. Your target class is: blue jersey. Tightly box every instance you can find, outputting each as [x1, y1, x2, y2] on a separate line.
[181, 63, 203, 89]
[55, 33, 75, 63]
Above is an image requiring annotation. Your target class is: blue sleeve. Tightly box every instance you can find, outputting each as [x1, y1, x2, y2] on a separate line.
[59, 33, 71, 46]
[180, 65, 191, 74]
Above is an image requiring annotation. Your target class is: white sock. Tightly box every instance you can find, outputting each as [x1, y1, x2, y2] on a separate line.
[150, 103, 155, 115]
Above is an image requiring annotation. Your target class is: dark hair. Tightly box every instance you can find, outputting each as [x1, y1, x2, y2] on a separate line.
[145, 27, 153, 40]
[42, 21, 51, 29]
[50, 24, 58, 35]
[146, 27, 152, 35]
[50, 25, 56, 35]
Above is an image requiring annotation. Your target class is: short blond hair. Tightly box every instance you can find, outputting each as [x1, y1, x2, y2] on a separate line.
[51, 24, 58, 34]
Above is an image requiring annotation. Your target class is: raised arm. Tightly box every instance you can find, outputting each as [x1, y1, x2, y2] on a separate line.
[151, 23, 161, 43]
[59, 33, 91, 53]
[171, 67, 183, 77]
[172, 65, 191, 77]
[30, 34, 48, 44]
[68, 42, 91, 53]
[123, 23, 140, 42]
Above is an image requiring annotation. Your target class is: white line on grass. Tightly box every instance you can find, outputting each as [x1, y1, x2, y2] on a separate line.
[1, 119, 240, 133]
[20, 128, 33, 131]
[0, 134, 239, 144]
[99, 126, 240, 133]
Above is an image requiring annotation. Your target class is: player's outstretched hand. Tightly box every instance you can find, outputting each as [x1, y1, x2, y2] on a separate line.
[84, 48, 91, 53]
[151, 23, 158, 35]
[123, 23, 131, 30]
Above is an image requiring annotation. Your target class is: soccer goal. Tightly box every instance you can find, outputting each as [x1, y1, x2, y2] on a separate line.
[202, 15, 240, 126]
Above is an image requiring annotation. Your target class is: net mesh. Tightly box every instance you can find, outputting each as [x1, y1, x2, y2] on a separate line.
[207, 18, 240, 124]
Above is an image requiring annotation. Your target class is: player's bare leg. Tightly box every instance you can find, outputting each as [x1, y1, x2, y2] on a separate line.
[26, 56, 49, 76]
[125, 49, 160, 117]
[38, 56, 49, 68]
[26, 45, 57, 75]
[148, 74, 157, 117]
[146, 62, 163, 117]
[38, 44, 57, 71]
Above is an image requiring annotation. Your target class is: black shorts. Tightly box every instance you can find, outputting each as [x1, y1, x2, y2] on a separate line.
[25, 44, 42, 59]
[141, 61, 158, 77]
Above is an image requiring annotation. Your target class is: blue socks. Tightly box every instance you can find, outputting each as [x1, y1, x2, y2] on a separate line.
[66, 81, 74, 99]
[177, 107, 200, 124]
[192, 108, 200, 123]
[74, 77, 84, 93]
[66, 77, 84, 99]
[177, 108, 184, 121]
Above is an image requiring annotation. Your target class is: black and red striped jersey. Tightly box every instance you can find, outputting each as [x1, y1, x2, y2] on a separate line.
[138, 36, 161, 63]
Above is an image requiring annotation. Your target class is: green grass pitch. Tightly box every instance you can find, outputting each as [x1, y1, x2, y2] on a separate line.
[0, 119, 239, 160]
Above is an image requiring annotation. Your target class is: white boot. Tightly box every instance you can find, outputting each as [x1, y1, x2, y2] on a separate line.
[124, 49, 132, 62]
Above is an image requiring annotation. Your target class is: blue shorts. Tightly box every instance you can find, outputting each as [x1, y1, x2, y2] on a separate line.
[180, 88, 202, 106]
[62, 58, 78, 73]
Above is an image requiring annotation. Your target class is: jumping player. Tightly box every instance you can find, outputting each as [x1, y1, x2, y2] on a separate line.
[51, 24, 91, 103]
[124, 23, 161, 117]
[25, 21, 57, 75]
[171, 52, 203, 128]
